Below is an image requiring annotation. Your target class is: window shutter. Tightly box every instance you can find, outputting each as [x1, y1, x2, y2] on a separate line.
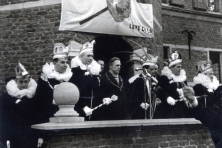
[169, 0, 185, 7]
[193, 0, 208, 11]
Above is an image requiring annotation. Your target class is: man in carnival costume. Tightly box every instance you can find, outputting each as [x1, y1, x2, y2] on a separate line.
[34, 43, 72, 123]
[128, 54, 160, 119]
[32, 43, 72, 147]
[190, 60, 222, 147]
[193, 60, 220, 106]
[96, 57, 128, 120]
[157, 50, 197, 118]
[0, 62, 38, 148]
[69, 41, 101, 120]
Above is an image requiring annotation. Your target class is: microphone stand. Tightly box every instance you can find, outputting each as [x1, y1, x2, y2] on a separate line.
[143, 69, 153, 119]
[143, 69, 160, 119]
[143, 76, 147, 119]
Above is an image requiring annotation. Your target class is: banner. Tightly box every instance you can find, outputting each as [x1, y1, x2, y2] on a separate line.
[59, 0, 154, 38]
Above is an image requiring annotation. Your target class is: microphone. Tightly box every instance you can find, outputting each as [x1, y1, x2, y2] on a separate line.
[135, 68, 144, 71]
[136, 68, 158, 84]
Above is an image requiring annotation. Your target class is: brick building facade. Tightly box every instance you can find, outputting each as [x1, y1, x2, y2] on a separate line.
[1, 0, 222, 147]
[162, 0, 222, 82]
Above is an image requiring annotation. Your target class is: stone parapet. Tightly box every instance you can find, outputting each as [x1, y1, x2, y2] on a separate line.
[32, 119, 214, 148]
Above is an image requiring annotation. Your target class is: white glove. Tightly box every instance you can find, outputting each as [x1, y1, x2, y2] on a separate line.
[207, 89, 213, 93]
[103, 98, 112, 105]
[189, 97, 198, 108]
[111, 95, 118, 101]
[37, 138, 43, 147]
[140, 103, 150, 110]
[83, 106, 93, 116]
[167, 96, 176, 106]
[15, 99, 21, 104]
[177, 88, 184, 97]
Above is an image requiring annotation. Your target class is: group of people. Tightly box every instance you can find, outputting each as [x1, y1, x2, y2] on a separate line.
[1, 40, 222, 147]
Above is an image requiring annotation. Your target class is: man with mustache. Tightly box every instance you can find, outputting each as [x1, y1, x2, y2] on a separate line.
[69, 41, 101, 120]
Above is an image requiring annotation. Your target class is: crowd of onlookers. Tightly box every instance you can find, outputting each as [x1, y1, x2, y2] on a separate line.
[1, 41, 222, 147]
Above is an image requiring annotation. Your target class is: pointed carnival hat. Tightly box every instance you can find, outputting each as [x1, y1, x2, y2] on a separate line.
[15, 62, 29, 79]
[53, 43, 69, 59]
[79, 40, 95, 55]
[168, 50, 182, 67]
[196, 60, 213, 74]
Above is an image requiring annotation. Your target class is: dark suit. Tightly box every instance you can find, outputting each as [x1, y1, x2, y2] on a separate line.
[128, 74, 159, 119]
[32, 77, 60, 124]
[96, 72, 128, 120]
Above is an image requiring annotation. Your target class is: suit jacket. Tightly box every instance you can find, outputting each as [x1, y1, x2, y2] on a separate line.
[96, 72, 129, 120]
[128, 74, 159, 119]
[32, 77, 59, 123]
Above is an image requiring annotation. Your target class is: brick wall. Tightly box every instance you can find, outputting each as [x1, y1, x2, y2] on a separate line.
[162, 5, 222, 82]
[0, 0, 39, 5]
[0, 0, 162, 95]
[41, 124, 214, 148]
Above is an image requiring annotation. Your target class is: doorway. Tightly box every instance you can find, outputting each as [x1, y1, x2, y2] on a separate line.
[93, 35, 134, 81]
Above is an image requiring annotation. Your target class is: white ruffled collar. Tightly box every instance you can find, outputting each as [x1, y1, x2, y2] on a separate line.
[42, 62, 72, 82]
[71, 56, 101, 75]
[161, 66, 187, 82]
[193, 73, 219, 91]
[6, 78, 37, 99]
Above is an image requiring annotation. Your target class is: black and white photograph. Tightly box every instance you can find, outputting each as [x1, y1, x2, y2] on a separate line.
[0, 0, 222, 147]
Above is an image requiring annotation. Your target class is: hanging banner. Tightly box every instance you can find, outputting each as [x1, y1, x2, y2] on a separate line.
[59, 0, 154, 38]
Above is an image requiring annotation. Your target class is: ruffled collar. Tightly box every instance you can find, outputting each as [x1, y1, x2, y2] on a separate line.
[6, 78, 37, 99]
[193, 73, 219, 91]
[71, 56, 101, 75]
[161, 66, 187, 82]
[42, 62, 72, 82]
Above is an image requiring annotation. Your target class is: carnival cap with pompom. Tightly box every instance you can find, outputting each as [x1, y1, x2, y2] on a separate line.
[196, 60, 212, 74]
[15, 62, 29, 79]
[79, 40, 95, 56]
[168, 50, 182, 67]
[53, 43, 69, 59]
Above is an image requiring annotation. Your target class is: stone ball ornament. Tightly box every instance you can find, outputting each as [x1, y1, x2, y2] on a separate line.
[53, 82, 79, 105]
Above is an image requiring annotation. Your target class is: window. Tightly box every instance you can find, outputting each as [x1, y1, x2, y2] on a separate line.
[208, 0, 220, 12]
[209, 51, 222, 82]
[163, 46, 170, 60]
